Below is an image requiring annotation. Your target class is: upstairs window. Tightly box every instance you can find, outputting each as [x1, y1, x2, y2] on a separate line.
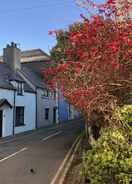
[42, 90, 49, 98]
[53, 90, 57, 100]
[15, 106, 24, 126]
[17, 82, 23, 95]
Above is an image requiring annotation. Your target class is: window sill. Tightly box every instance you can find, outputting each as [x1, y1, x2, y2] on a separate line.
[15, 124, 25, 127]
[41, 96, 49, 99]
[17, 93, 24, 96]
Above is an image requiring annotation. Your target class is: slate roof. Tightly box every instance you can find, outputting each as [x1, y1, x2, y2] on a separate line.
[22, 60, 52, 75]
[0, 63, 34, 93]
[0, 48, 53, 91]
[21, 65, 47, 89]
[20, 49, 53, 89]
[0, 49, 50, 63]
[21, 49, 50, 62]
[0, 99, 12, 108]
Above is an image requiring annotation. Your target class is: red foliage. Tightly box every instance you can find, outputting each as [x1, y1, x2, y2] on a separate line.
[43, 0, 132, 125]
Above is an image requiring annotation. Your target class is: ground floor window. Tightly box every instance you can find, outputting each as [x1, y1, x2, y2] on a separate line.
[45, 108, 49, 120]
[15, 106, 24, 126]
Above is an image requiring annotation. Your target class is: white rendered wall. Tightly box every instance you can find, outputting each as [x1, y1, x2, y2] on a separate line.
[0, 89, 14, 137]
[2, 108, 13, 137]
[14, 91, 36, 134]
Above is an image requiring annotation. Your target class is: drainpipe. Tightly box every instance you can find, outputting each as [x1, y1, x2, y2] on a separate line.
[13, 89, 16, 136]
[35, 89, 38, 129]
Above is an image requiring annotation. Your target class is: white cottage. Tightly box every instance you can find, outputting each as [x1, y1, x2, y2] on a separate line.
[0, 42, 59, 138]
[0, 43, 36, 137]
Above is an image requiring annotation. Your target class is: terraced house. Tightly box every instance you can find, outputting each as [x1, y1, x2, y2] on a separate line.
[0, 42, 59, 137]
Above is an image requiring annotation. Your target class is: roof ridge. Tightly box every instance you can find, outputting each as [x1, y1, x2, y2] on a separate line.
[21, 48, 42, 53]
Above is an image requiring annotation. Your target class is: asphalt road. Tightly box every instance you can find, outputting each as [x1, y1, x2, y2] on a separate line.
[0, 119, 84, 184]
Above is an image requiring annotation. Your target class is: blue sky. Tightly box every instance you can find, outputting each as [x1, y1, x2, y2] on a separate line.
[0, 0, 103, 54]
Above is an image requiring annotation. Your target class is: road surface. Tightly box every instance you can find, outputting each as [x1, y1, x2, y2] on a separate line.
[0, 119, 84, 184]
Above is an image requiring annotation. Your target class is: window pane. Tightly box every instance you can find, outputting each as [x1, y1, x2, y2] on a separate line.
[45, 108, 49, 120]
[15, 107, 24, 126]
[17, 83, 23, 95]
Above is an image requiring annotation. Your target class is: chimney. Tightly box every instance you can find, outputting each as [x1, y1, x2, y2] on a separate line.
[3, 42, 21, 71]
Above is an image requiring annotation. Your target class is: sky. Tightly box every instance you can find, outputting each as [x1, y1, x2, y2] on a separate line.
[0, 0, 103, 54]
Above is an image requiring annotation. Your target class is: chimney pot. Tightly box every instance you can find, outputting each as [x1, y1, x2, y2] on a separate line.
[11, 42, 14, 47]
[11, 42, 17, 47]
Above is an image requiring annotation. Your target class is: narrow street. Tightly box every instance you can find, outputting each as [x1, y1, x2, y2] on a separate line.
[0, 119, 84, 184]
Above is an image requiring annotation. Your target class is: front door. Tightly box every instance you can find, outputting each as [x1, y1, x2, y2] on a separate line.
[53, 107, 57, 123]
[0, 111, 3, 137]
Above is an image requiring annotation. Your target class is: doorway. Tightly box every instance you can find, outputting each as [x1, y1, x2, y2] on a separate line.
[53, 107, 57, 124]
[0, 111, 3, 137]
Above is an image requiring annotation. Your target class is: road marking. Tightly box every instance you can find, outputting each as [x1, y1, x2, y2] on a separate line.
[42, 131, 62, 141]
[0, 147, 28, 163]
[50, 135, 80, 184]
[0, 131, 62, 163]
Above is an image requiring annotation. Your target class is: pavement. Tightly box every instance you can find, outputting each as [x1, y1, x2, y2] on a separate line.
[0, 119, 84, 184]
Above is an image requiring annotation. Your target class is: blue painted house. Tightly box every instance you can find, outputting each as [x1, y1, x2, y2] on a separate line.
[58, 92, 80, 123]
[58, 92, 69, 122]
